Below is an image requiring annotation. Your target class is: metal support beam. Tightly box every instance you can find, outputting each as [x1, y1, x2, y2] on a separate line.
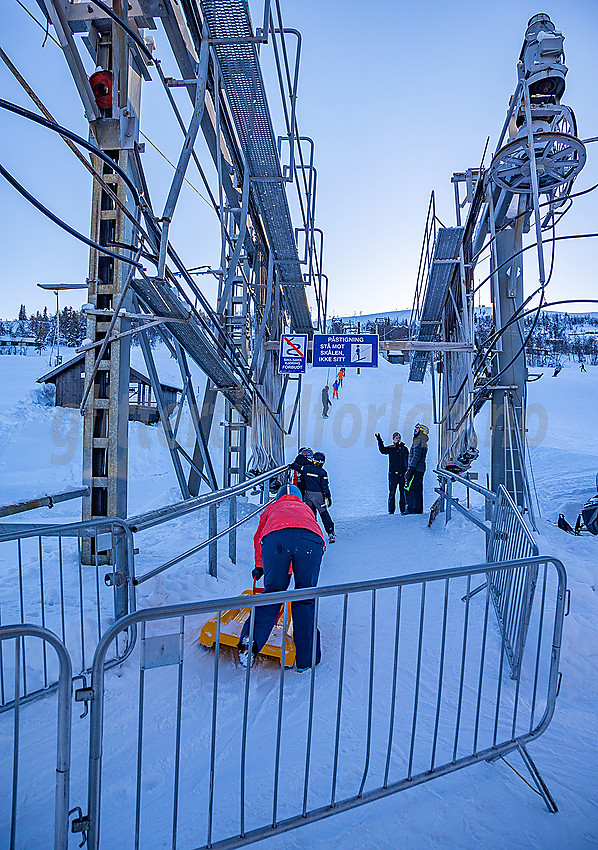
[138, 327, 190, 499]
[490, 228, 527, 507]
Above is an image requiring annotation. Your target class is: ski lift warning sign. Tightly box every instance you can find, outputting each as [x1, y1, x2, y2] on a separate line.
[278, 334, 307, 374]
[313, 334, 379, 368]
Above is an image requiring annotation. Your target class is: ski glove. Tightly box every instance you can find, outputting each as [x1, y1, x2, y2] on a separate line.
[326, 496, 332, 508]
[252, 566, 264, 581]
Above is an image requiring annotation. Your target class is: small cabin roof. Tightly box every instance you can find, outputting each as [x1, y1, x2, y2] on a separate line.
[37, 352, 181, 392]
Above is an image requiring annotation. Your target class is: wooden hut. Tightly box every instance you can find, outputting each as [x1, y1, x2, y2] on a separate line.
[37, 353, 181, 424]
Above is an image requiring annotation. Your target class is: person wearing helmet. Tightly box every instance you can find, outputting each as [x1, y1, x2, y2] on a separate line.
[405, 423, 429, 514]
[290, 447, 313, 496]
[302, 451, 335, 543]
[237, 483, 325, 671]
[375, 431, 409, 514]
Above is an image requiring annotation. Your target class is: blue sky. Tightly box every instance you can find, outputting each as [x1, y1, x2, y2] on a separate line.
[0, 0, 596, 319]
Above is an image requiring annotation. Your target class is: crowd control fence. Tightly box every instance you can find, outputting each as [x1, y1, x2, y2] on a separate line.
[79, 555, 565, 849]
[485, 486, 541, 679]
[0, 464, 289, 711]
[0, 624, 72, 850]
[434, 470, 543, 679]
[0, 518, 135, 711]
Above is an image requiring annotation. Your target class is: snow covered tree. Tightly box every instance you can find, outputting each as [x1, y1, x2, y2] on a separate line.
[34, 322, 46, 353]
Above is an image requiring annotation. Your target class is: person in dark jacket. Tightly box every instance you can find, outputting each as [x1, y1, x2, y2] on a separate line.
[321, 386, 331, 418]
[332, 379, 339, 399]
[405, 423, 429, 514]
[238, 484, 324, 671]
[376, 431, 409, 514]
[290, 446, 313, 496]
[302, 451, 335, 542]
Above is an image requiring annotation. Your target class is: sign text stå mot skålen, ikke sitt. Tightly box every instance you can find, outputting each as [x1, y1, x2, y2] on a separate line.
[312, 334, 379, 368]
[278, 334, 308, 374]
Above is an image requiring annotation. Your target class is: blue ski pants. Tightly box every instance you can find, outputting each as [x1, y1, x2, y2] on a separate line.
[240, 528, 323, 668]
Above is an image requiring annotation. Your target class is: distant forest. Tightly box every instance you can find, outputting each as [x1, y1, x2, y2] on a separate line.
[0, 304, 161, 352]
[329, 311, 598, 366]
[4, 305, 598, 365]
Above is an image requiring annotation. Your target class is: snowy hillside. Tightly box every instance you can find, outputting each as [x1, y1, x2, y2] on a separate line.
[0, 351, 597, 848]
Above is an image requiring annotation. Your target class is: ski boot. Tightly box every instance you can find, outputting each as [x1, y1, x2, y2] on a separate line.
[238, 636, 257, 668]
[328, 532, 336, 544]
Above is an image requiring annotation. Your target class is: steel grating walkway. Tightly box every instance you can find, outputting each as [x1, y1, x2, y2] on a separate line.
[408, 227, 465, 382]
[132, 276, 252, 419]
[201, 0, 313, 333]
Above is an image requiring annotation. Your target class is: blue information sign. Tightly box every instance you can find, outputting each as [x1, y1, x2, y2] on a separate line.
[313, 334, 379, 368]
[278, 334, 307, 374]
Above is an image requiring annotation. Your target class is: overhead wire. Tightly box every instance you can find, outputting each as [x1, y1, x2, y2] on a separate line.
[139, 129, 212, 208]
[470, 179, 598, 268]
[13, 0, 60, 47]
[0, 159, 144, 268]
[0, 50, 156, 247]
[3, 6, 312, 435]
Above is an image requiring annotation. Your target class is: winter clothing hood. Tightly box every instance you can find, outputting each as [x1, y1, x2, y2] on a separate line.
[253, 495, 325, 567]
[407, 432, 428, 474]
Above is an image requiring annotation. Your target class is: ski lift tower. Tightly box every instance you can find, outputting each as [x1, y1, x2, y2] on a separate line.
[410, 13, 586, 512]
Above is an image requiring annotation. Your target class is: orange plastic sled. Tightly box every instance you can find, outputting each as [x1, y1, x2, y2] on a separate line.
[199, 582, 296, 667]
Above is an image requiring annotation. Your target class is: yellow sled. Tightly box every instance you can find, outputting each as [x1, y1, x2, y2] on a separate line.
[199, 583, 296, 667]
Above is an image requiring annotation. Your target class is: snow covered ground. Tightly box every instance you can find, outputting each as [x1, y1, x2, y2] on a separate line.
[0, 350, 597, 848]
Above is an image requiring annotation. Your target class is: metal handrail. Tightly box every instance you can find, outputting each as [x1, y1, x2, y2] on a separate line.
[133, 499, 273, 585]
[435, 467, 495, 501]
[0, 487, 89, 519]
[127, 464, 288, 531]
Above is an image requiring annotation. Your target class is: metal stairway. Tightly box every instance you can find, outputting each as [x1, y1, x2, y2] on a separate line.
[201, 0, 312, 333]
[408, 226, 465, 382]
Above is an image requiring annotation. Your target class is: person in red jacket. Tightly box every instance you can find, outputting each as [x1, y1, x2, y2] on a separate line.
[238, 484, 325, 671]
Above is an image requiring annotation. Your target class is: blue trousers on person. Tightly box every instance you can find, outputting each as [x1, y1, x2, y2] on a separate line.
[240, 528, 323, 669]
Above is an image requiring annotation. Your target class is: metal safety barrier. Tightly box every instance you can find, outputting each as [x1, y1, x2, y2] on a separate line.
[0, 519, 135, 710]
[434, 467, 496, 535]
[0, 624, 72, 850]
[129, 465, 289, 584]
[486, 486, 540, 679]
[81, 556, 564, 849]
[435, 471, 541, 680]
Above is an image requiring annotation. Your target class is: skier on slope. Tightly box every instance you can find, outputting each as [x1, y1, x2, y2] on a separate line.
[290, 446, 313, 496]
[332, 379, 339, 399]
[405, 423, 429, 515]
[321, 385, 331, 418]
[237, 484, 324, 671]
[302, 451, 335, 543]
[375, 431, 409, 514]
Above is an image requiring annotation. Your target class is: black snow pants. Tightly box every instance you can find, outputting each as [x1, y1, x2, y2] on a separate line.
[406, 471, 424, 514]
[304, 491, 334, 536]
[239, 528, 323, 669]
[388, 472, 406, 514]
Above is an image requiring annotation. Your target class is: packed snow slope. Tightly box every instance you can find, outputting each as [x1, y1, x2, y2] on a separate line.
[0, 351, 597, 848]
